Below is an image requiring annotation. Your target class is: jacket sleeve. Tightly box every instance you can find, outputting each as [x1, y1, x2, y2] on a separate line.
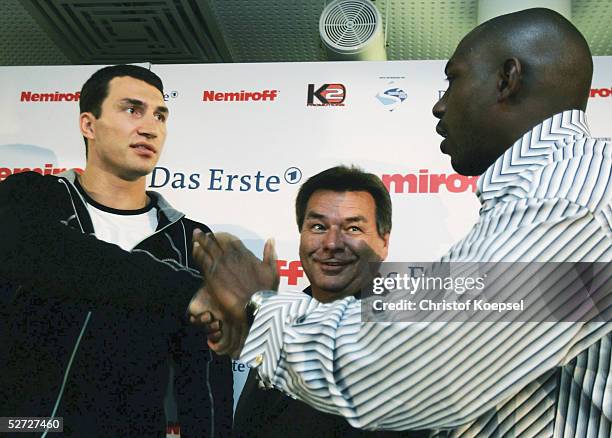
[172, 327, 233, 438]
[239, 196, 612, 431]
[171, 218, 234, 438]
[0, 172, 201, 321]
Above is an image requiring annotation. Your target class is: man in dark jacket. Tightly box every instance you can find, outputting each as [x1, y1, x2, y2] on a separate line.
[233, 166, 425, 437]
[0, 65, 232, 437]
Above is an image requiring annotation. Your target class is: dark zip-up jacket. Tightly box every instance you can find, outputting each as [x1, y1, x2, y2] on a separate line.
[0, 170, 232, 437]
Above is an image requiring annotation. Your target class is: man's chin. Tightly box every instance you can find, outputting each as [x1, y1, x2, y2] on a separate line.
[312, 285, 358, 303]
[451, 160, 485, 177]
[120, 166, 155, 181]
[449, 155, 475, 176]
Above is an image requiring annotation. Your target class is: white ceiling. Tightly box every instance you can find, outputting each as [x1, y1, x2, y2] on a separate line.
[1, 0, 612, 65]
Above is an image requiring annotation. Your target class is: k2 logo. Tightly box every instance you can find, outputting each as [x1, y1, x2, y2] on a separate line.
[307, 83, 346, 106]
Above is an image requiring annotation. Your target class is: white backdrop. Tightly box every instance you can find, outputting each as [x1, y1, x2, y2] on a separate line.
[2, 58, 611, 409]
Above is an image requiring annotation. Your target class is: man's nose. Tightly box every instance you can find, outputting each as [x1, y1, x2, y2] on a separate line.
[322, 227, 344, 251]
[138, 116, 159, 139]
[432, 91, 446, 120]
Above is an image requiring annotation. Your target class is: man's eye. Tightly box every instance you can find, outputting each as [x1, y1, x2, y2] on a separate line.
[154, 113, 166, 122]
[311, 224, 325, 232]
[347, 226, 362, 233]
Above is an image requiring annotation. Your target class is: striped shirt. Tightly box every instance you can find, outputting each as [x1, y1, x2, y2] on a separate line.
[241, 110, 612, 437]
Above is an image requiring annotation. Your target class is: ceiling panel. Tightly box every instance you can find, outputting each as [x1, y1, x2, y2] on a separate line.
[573, 0, 612, 54]
[1, 0, 611, 65]
[13, 0, 232, 64]
[381, 0, 478, 60]
[1, 0, 71, 65]
[207, 0, 326, 62]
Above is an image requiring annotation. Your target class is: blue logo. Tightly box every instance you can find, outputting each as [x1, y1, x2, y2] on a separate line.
[149, 166, 302, 193]
[376, 85, 407, 112]
[284, 167, 302, 184]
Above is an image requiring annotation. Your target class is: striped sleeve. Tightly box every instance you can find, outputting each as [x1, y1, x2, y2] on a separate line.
[240, 206, 611, 432]
[241, 114, 612, 434]
[241, 292, 608, 430]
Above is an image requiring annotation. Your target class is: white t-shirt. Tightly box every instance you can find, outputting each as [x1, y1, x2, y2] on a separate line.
[75, 180, 158, 250]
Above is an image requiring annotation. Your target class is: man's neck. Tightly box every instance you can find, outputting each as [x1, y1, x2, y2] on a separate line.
[311, 287, 358, 303]
[79, 168, 149, 210]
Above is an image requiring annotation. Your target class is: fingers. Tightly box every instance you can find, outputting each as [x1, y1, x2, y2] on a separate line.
[192, 231, 207, 267]
[205, 302, 249, 358]
[208, 318, 247, 359]
[189, 305, 223, 340]
[207, 319, 221, 331]
[208, 317, 237, 355]
[264, 238, 280, 291]
[189, 313, 212, 325]
[199, 311, 213, 324]
[193, 229, 223, 259]
[192, 230, 222, 276]
[263, 238, 277, 268]
[191, 230, 276, 358]
[188, 287, 207, 317]
[196, 311, 220, 329]
[207, 330, 223, 343]
[190, 313, 220, 330]
[194, 230, 239, 252]
[205, 317, 223, 342]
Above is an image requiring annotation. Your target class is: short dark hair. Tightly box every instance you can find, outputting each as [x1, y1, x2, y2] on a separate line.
[295, 165, 392, 237]
[79, 64, 164, 149]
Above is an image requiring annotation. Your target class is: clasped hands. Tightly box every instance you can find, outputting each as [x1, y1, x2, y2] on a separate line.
[187, 229, 279, 359]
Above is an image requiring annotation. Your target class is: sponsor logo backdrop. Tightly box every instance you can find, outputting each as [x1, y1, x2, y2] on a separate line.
[2, 58, 611, 409]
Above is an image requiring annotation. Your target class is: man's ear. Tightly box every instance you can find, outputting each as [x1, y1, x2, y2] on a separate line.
[497, 57, 522, 102]
[79, 112, 96, 141]
[380, 232, 390, 261]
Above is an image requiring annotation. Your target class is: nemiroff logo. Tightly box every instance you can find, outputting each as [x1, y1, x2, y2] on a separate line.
[202, 89, 278, 102]
[382, 169, 478, 194]
[0, 163, 81, 182]
[307, 83, 346, 106]
[590, 88, 611, 98]
[277, 260, 304, 285]
[20, 91, 80, 102]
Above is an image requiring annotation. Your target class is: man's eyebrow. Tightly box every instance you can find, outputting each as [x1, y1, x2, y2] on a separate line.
[305, 212, 368, 223]
[305, 211, 326, 220]
[118, 98, 168, 115]
[156, 105, 169, 114]
[119, 98, 145, 107]
[345, 215, 368, 223]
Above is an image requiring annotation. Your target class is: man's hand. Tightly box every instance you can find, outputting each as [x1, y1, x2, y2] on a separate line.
[187, 295, 222, 342]
[188, 230, 278, 358]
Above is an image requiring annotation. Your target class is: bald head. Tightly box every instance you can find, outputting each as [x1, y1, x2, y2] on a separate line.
[463, 8, 592, 111]
[433, 8, 594, 176]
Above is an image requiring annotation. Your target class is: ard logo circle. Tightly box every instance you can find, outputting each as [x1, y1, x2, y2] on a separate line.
[284, 167, 302, 184]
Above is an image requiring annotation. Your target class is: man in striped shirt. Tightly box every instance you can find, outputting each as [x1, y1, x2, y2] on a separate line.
[189, 8, 611, 437]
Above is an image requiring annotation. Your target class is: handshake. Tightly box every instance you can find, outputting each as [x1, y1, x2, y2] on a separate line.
[187, 229, 279, 359]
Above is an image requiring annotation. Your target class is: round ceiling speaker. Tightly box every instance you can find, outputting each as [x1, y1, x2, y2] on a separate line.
[319, 0, 387, 61]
